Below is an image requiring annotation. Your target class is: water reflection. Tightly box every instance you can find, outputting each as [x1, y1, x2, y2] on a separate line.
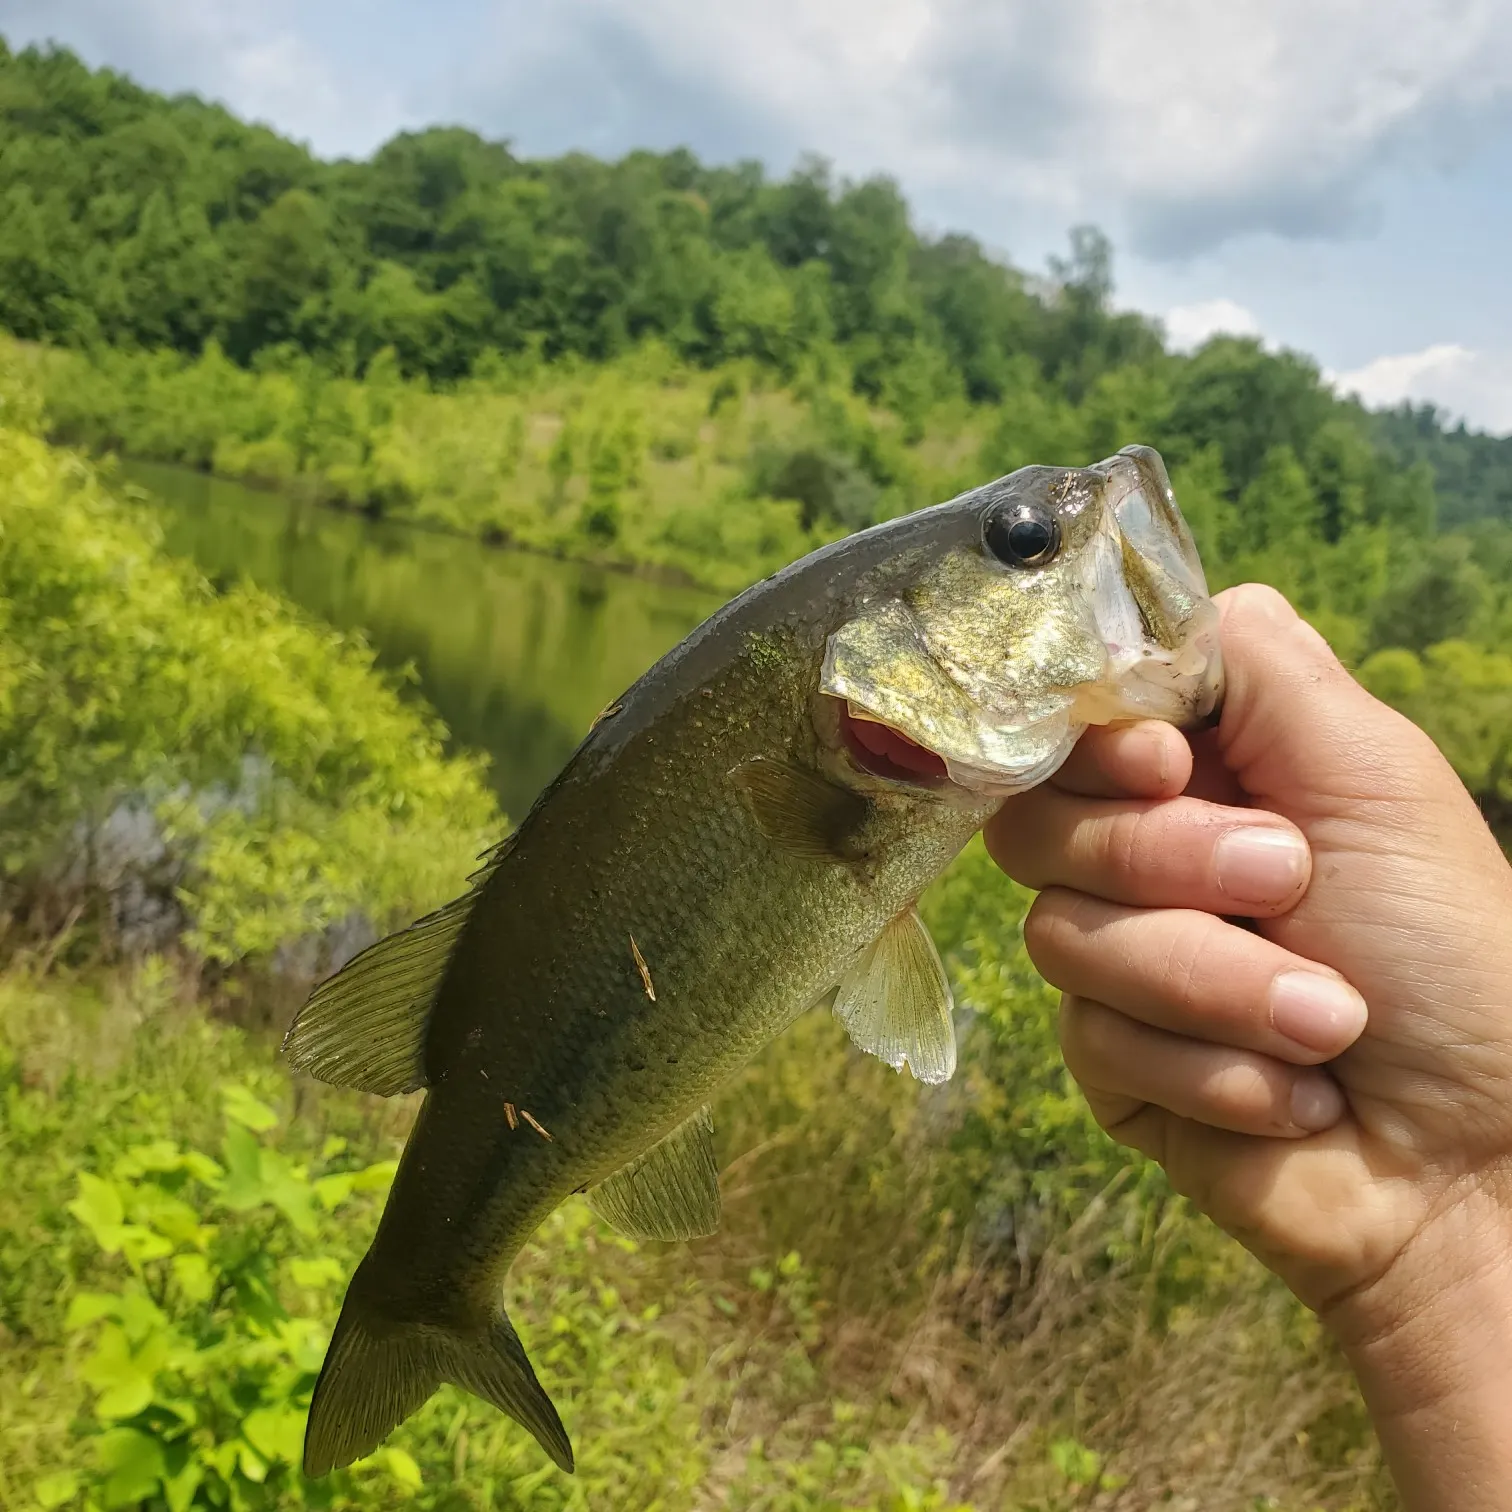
[124, 461, 720, 818]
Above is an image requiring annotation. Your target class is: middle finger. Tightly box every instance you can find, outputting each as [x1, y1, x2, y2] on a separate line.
[1027, 890, 1369, 1065]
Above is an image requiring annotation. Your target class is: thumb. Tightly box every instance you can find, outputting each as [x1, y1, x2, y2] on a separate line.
[1213, 584, 1457, 833]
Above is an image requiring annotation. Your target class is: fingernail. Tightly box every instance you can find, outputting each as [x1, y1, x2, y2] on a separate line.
[1291, 1074, 1345, 1132]
[1270, 971, 1369, 1054]
[1214, 827, 1309, 905]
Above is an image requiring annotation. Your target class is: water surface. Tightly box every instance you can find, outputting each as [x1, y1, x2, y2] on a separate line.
[124, 461, 721, 817]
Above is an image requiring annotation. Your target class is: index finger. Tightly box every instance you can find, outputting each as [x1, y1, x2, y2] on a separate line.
[1053, 720, 1193, 800]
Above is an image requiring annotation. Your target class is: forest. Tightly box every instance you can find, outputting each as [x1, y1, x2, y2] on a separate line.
[2, 33, 1510, 1510]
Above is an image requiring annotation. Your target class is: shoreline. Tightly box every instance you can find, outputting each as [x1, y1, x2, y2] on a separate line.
[94, 446, 734, 599]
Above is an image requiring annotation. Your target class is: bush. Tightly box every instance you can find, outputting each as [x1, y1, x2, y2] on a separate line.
[0, 341, 499, 963]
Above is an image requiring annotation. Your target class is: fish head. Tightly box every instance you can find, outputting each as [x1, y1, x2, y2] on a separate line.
[820, 445, 1223, 796]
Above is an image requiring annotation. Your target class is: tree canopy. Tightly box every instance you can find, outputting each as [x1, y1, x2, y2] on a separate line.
[1, 34, 1507, 531]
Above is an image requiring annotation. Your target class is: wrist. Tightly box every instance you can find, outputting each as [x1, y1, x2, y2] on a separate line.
[1323, 1178, 1512, 1510]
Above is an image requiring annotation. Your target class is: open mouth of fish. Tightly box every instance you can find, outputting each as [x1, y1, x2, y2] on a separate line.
[835, 700, 952, 785]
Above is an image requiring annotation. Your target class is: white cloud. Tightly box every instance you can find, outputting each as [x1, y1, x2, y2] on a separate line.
[0, 0, 412, 156]
[467, 0, 1512, 256]
[9, 0, 1512, 260]
[1330, 344, 1512, 435]
[1162, 299, 1263, 352]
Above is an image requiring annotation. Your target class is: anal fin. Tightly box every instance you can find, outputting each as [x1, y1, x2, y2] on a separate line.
[833, 906, 957, 1084]
[587, 1105, 720, 1242]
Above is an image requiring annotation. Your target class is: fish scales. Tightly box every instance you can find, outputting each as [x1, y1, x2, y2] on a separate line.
[384, 626, 991, 1297]
[285, 445, 1224, 1476]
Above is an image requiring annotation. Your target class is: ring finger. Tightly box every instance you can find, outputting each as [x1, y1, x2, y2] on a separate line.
[1059, 995, 1349, 1140]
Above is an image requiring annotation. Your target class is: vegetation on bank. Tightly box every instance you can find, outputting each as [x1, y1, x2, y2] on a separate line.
[30, 330, 1512, 841]
[0, 348, 498, 969]
[0, 349, 1393, 1508]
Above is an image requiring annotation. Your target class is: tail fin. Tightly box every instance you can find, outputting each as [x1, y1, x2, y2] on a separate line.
[303, 1261, 574, 1476]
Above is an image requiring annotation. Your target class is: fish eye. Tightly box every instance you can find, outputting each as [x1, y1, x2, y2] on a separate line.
[982, 503, 1061, 569]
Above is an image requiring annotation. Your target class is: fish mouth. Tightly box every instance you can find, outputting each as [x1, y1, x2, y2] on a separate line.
[827, 693, 1072, 797]
[835, 700, 951, 785]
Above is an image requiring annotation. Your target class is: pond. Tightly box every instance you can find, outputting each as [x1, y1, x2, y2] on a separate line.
[124, 460, 722, 819]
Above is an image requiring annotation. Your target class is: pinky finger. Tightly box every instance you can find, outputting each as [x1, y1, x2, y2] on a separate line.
[1058, 994, 1347, 1141]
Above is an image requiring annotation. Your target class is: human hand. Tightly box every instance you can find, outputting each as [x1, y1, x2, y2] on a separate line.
[985, 584, 1512, 1482]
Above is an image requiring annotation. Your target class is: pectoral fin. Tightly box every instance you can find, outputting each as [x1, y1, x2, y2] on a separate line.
[833, 907, 957, 1084]
[730, 757, 873, 862]
[587, 1105, 721, 1242]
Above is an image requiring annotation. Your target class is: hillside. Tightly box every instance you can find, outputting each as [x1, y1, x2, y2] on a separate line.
[0, 33, 1508, 527]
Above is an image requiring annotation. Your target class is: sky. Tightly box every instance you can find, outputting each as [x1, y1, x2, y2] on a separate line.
[4, 0, 1512, 435]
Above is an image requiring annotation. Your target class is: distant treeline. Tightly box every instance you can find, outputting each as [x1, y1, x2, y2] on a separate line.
[1, 35, 1509, 529]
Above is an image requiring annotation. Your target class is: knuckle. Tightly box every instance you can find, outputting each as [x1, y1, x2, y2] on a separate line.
[1153, 913, 1212, 1009]
[1098, 806, 1155, 881]
[1218, 582, 1295, 630]
[1058, 995, 1118, 1076]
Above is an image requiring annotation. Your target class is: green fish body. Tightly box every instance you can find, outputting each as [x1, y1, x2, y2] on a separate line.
[285, 446, 1223, 1474]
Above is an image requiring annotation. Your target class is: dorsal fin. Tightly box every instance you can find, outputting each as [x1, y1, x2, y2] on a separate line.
[281, 835, 515, 1096]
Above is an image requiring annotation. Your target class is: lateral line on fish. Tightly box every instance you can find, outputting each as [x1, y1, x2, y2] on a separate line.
[629, 934, 657, 1001]
[520, 1110, 552, 1141]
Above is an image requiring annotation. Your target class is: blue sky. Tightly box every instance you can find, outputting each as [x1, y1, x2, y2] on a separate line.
[5, 0, 1512, 434]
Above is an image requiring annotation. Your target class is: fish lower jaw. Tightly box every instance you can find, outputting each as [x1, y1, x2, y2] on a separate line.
[1065, 634, 1223, 728]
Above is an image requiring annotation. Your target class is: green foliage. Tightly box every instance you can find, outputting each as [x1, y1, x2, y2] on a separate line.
[58, 1088, 406, 1510]
[3, 34, 1504, 536]
[0, 39, 1472, 1510]
[0, 341, 498, 960]
[1359, 641, 1512, 815]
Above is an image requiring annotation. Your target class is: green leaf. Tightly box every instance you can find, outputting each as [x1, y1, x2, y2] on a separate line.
[95, 1428, 165, 1506]
[114, 1289, 170, 1343]
[171, 1252, 214, 1305]
[118, 1224, 175, 1266]
[219, 1123, 272, 1213]
[284, 1318, 331, 1373]
[288, 1255, 344, 1289]
[162, 1460, 203, 1512]
[350, 1159, 398, 1193]
[33, 1470, 79, 1508]
[65, 1292, 122, 1332]
[1049, 1436, 1101, 1485]
[135, 1188, 213, 1247]
[312, 1172, 354, 1210]
[222, 1083, 280, 1132]
[67, 1172, 125, 1247]
[79, 1323, 157, 1420]
[236, 1440, 269, 1483]
[382, 1447, 423, 1488]
[243, 1406, 306, 1464]
[113, 1140, 186, 1177]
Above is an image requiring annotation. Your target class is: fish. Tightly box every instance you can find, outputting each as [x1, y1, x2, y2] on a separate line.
[282, 444, 1223, 1476]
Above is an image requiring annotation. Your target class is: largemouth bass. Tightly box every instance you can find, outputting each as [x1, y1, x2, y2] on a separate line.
[285, 445, 1222, 1475]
